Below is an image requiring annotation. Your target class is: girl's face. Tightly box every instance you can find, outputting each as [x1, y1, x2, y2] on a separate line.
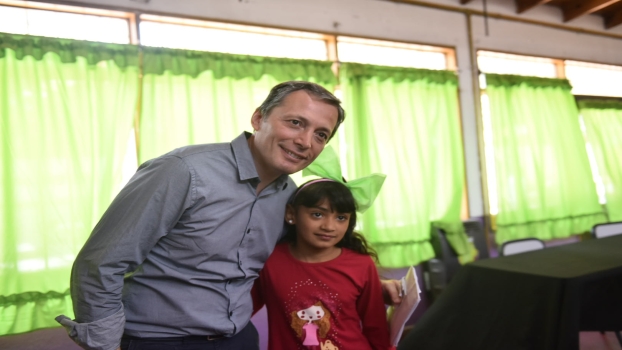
[286, 198, 351, 252]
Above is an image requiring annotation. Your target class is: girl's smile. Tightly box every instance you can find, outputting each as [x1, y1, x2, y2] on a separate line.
[315, 234, 336, 241]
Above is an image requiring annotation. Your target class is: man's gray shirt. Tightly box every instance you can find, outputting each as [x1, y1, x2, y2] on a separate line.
[57, 132, 296, 350]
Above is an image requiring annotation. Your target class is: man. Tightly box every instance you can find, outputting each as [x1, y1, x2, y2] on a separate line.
[57, 81, 399, 350]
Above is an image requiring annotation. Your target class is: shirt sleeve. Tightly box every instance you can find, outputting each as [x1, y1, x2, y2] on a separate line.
[356, 257, 393, 350]
[57, 155, 195, 350]
[55, 308, 125, 350]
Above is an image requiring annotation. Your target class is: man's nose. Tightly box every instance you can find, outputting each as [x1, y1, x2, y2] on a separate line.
[294, 130, 312, 149]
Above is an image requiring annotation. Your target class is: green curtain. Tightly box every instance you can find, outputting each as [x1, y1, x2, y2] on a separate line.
[0, 33, 139, 334]
[139, 47, 337, 163]
[485, 74, 606, 244]
[340, 63, 472, 268]
[579, 100, 622, 222]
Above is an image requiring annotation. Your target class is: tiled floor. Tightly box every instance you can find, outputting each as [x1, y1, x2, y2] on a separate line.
[0, 327, 620, 350]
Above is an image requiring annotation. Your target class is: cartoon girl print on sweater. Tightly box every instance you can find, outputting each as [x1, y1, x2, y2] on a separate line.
[290, 301, 337, 350]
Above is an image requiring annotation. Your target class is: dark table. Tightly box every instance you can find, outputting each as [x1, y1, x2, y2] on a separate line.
[398, 235, 622, 350]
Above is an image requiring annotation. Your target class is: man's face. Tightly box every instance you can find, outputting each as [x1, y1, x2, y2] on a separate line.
[251, 90, 339, 178]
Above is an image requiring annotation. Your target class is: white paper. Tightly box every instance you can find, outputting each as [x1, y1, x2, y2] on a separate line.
[386, 266, 422, 346]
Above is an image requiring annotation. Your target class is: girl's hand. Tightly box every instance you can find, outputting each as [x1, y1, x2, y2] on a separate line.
[381, 279, 403, 305]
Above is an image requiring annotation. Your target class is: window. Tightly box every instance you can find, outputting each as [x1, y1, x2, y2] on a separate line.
[139, 15, 328, 60]
[478, 50, 622, 218]
[478, 50, 559, 78]
[477, 51, 563, 217]
[578, 116, 608, 204]
[337, 36, 452, 70]
[565, 60, 622, 97]
[480, 93, 499, 215]
[0, 2, 132, 44]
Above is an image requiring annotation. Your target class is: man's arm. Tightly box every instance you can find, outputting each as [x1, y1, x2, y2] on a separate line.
[57, 156, 194, 350]
[381, 279, 403, 306]
[250, 273, 266, 316]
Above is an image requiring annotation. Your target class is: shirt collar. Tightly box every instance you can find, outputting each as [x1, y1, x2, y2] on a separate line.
[232, 132, 290, 189]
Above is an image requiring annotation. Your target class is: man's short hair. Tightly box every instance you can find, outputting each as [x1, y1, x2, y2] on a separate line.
[258, 81, 345, 140]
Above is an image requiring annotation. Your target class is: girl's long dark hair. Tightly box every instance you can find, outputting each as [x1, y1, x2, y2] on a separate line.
[281, 180, 379, 262]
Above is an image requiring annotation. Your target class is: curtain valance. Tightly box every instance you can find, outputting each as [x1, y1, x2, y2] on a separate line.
[142, 46, 337, 83]
[578, 99, 622, 110]
[0, 32, 139, 68]
[486, 73, 572, 89]
[341, 62, 458, 85]
[0, 33, 338, 84]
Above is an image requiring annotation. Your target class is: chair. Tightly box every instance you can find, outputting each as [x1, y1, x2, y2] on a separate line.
[423, 258, 448, 301]
[423, 221, 489, 301]
[464, 219, 489, 259]
[592, 222, 622, 239]
[500, 238, 545, 256]
[423, 227, 459, 302]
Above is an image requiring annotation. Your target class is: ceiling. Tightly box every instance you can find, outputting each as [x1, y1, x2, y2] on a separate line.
[459, 0, 622, 29]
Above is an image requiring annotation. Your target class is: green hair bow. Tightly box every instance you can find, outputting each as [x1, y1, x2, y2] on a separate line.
[302, 146, 386, 213]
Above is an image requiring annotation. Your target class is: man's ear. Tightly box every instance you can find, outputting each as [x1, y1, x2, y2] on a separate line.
[251, 108, 263, 131]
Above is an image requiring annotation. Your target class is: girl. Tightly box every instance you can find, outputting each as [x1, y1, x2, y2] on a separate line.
[252, 148, 392, 350]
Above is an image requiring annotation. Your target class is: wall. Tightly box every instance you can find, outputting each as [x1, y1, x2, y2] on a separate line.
[55, 0, 622, 217]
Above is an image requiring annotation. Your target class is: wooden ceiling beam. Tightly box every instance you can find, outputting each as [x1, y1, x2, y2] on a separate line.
[605, 8, 622, 28]
[516, 0, 554, 14]
[563, 0, 621, 22]
[460, 0, 475, 4]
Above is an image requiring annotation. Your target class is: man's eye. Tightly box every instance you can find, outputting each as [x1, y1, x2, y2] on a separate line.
[291, 120, 301, 126]
[315, 132, 328, 143]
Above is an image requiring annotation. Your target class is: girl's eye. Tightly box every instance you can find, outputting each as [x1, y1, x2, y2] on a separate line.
[337, 215, 348, 221]
[312, 212, 322, 218]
